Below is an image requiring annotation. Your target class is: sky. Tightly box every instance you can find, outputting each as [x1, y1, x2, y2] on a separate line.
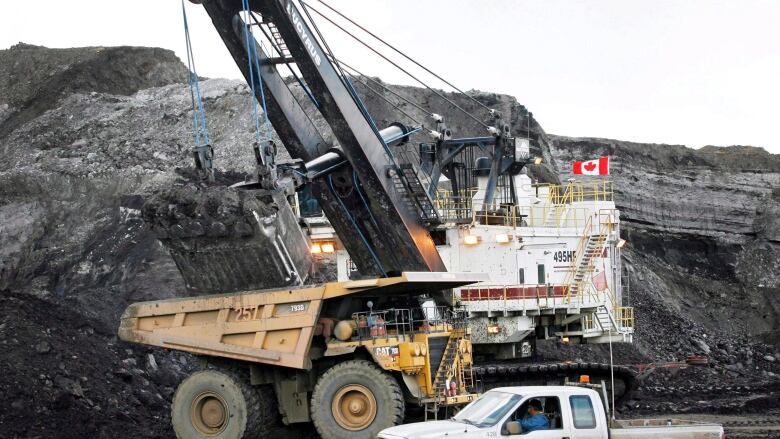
[1, 0, 779, 154]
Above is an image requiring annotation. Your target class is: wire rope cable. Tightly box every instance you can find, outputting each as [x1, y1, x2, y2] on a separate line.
[327, 175, 387, 276]
[341, 70, 424, 128]
[296, 0, 349, 84]
[298, 0, 398, 160]
[181, 0, 210, 148]
[315, 0, 495, 115]
[352, 170, 383, 248]
[300, 0, 490, 129]
[241, 0, 273, 148]
[334, 58, 432, 119]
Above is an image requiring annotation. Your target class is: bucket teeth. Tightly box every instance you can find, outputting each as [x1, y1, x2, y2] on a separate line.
[142, 185, 311, 293]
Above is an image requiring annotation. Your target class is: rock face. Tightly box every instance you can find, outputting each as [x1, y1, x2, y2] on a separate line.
[549, 136, 780, 351]
[544, 136, 780, 416]
[0, 43, 778, 437]
[0, 45, 256, 439]
[0, 44, 316, 438]
[0, 43, 188, 138]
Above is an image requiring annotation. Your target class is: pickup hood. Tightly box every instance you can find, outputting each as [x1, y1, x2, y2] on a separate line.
[379, 420, 478, 438]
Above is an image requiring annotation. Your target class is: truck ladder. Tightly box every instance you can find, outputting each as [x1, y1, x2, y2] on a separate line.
[424, 328, 461, 421]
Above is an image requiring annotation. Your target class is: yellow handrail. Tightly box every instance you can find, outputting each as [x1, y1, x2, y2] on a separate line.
[547, 181, 614, 205]
[435, 181, 614, 224]
[562, 215, 593, 304]
[616, 307, 635, 329]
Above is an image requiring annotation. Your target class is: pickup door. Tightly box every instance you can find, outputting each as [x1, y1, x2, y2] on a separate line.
[500, 392, 607, 439]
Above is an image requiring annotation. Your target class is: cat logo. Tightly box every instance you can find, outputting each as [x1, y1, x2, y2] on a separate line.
[373, 346, 399, 359]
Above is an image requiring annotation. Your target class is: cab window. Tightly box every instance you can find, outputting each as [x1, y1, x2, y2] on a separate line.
[506, 396, 562, 433]
[569, 395, 597, 429]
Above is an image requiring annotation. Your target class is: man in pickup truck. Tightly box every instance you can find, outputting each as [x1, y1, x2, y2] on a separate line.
[521, 399, 550, 432]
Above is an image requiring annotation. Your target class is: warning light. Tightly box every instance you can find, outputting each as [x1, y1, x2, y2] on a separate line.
[464, 235, 481, 245]
[321, 242, 335, 253]
[495, 233, 513, 244]
[310, 244, 322, 254]
[579, 375, 590, 384]
[534, 157, 543, 165]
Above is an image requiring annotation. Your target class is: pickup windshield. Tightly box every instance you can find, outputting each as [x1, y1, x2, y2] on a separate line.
[452, 391, 522, 428]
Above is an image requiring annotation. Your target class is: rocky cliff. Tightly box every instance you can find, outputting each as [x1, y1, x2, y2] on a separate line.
[549, 136, 780, 350]
[0, 44, 778, 437]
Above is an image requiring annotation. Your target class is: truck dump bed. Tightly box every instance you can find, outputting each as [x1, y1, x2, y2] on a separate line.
[118, 272, 484, 370]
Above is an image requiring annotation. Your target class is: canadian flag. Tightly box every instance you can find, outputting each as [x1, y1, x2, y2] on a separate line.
[573, 156, 610, 175]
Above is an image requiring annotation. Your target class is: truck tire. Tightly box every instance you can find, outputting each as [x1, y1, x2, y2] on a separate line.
[171, 368, 273, 439]
[311, 360, 405, 439]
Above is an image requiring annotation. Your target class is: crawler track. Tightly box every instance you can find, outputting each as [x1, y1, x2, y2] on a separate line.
[473, 361, 637, 400]
[640, 381, 780, 397]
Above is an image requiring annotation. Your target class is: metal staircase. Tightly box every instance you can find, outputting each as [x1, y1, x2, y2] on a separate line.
[544, 204, 569, 227]
[393, 164, 440, 225]
[569, 233, 607, 296]
[595, 307, 613, 331]
[266, 22, 290, 58]
[563, 215, 607, 303]
[584, 303, 634, 343]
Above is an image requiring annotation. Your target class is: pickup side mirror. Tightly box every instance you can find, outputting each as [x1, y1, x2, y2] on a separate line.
[505, 421, 522, 435]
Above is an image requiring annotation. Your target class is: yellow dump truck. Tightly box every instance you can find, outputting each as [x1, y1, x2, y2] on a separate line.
[119, 272, 485, 438]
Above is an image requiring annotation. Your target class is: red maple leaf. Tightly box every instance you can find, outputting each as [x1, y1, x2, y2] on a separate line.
[584, 162, 597, 171]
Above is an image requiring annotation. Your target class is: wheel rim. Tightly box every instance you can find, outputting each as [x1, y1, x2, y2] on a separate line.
[191, 391, 229, 435]
[331, 384, 377, 431]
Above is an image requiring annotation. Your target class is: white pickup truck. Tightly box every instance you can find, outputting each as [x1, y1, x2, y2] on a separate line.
[379, 386, 725, 439]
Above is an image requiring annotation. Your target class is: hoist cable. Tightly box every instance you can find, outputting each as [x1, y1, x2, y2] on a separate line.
[300, 0, 490, 129]
[299, 0, 397, 159]
[241, 0, 272, 145]
[252, 41, 273, 141]
[315, 0, 495, 115]
[297, 0, 349, 83]
[334, 58, 432, 120]
[327, 175, 387, 277]
[342, 73, 385, 144]
[341, 70, 424, 128]
[181, 0, 210, 147]
[241, 0, 262, 144]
